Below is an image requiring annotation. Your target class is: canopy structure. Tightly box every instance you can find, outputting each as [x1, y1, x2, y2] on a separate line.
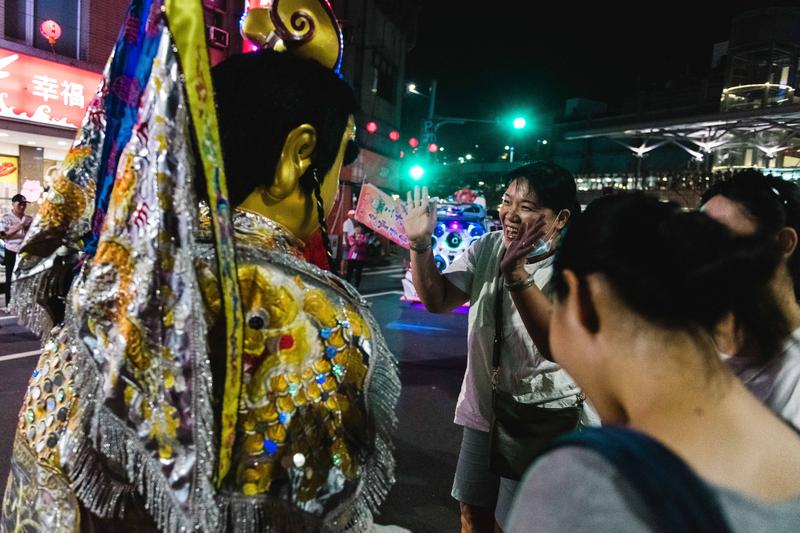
[563, 102, 800, 179]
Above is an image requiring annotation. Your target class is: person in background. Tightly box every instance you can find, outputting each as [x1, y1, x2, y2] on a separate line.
[701, 171, 800, 428]
[0, 194, 32, 308]
[507, 193, 800, 533]
[346, 222, 368, 288]
[341, 208, 356, 274]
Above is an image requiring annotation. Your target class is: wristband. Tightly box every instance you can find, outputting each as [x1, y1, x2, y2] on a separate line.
[409, 241, 432, 253]
[504, 273, 536, 292]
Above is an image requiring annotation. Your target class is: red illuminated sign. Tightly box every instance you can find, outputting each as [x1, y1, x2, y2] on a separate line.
[0, 47, 102, 129]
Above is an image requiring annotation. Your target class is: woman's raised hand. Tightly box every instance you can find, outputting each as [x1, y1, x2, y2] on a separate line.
[500, 217, 547, 278]
[404, 186, 438, 247]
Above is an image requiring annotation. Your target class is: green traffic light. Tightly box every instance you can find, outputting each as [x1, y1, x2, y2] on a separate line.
[410, 164, 425, 180]
[513, 117, 527, 129]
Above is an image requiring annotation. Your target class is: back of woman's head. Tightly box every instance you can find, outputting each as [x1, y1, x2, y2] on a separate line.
[702, 170, 800, 299]
[553, 193, 787, 359]
[506, 161, 580, 219]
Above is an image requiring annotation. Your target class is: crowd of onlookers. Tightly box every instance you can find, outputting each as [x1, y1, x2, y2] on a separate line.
[404, 163, 800, 532]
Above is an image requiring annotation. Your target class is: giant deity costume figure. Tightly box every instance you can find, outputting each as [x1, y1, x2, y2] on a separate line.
[1, 0, 399, 531]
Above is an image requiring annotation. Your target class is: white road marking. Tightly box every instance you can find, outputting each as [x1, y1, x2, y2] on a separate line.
[0, 350, 41, 362]
[363, 267, 406, 277]
[362, 290, 403, 299]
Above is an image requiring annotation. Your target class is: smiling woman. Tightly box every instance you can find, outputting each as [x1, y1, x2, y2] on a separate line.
[403, 161, 594, 532]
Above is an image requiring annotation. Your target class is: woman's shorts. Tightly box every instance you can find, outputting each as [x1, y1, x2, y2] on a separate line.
[450, 427, 500, 508]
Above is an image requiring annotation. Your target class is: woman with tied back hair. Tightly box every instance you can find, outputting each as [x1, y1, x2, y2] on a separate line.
[505, 194, 800, 533]
[701, 171, 800, 428]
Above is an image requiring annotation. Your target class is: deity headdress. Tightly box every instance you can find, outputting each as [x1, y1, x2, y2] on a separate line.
[241, 0, 344, 75]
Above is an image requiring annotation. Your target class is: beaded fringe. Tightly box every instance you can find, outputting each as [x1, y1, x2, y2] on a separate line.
[64, 307, 221, 533]
[254, 250, 402, 533]
[9, 273, 52, 338]
[61, 248, 401, 533]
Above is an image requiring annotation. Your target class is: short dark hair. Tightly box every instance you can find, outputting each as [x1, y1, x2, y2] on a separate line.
[506, 161, 580, 220]
[554, 193, 787, 362]
[701, 170, 800, 300]
[210, 50, 358, 206]
[11, 194, 26, 203]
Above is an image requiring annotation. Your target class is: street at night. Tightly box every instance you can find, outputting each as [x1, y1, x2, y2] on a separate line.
[4, 0, 800, 531]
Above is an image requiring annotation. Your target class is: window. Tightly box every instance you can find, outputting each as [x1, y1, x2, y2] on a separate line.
[4, 0, 81, 59]
[5, 0, 29, 42]
[372, 53, 397, 103]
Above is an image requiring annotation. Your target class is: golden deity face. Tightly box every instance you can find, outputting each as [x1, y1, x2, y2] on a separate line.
[317, 114, 355, 228]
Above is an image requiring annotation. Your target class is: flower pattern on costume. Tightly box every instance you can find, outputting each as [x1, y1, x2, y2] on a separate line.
[194, 210, 396, 526]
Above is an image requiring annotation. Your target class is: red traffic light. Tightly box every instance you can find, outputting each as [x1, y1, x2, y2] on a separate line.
[408, 137, 419, 148]
[389, 130, 400, 141]
[365, 121, 378, 133]
[428, 143, 438, 153]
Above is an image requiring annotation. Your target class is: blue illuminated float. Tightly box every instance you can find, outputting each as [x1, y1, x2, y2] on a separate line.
[402, 200, 489, 303]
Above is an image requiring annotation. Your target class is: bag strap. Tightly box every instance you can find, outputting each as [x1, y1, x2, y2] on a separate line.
[547, 426, 732, 533]
[491, 253, 505, 391]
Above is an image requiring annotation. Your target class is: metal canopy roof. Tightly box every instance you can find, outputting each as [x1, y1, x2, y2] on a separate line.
[563, 104, 800, 162]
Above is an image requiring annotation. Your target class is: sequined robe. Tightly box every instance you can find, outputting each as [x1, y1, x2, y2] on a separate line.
[2, 209, 399, 533]
[2, 0, 398, 528]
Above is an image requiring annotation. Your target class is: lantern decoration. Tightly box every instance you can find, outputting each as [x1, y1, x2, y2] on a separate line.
[40, 20, 62, 47]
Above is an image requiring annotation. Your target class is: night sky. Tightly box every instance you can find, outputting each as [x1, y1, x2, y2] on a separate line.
[402, 0, 794, 160]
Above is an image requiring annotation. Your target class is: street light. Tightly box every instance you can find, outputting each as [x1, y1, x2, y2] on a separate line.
[407, 82, 417, 93]
[465, 154, 473, 160]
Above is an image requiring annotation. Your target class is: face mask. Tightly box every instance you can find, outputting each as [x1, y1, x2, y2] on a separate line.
[527, 212, 563, 258]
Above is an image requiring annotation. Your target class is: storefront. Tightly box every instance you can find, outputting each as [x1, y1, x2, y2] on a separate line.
[0, 46, 101, 213]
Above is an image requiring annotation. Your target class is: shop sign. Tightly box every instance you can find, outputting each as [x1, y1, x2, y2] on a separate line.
[0, 47, 101, 129]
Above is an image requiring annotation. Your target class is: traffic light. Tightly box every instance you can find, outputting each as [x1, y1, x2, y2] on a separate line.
[365, 121, 378, 133]
[513, 117, 527, 129]
[409, 164, 425, 181]
[408, 137, 419, 148]
[389, 130, 400, 141]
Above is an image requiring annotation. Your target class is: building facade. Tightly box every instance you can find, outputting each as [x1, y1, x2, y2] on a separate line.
[547, 5, 800, 201]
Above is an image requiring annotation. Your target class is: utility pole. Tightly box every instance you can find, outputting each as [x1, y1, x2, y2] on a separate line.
[420, 79, 438, 150]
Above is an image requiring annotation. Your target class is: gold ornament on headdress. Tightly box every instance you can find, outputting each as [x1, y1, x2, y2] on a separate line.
[240, 0, 343, 74]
